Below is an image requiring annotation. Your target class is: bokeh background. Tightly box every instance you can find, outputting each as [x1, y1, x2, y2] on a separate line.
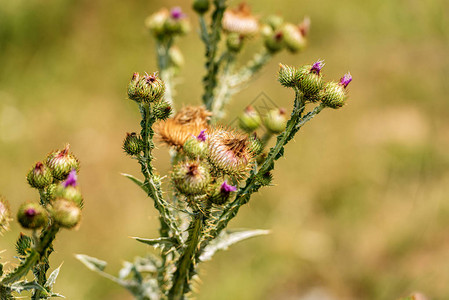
[1, 0, 448, 299]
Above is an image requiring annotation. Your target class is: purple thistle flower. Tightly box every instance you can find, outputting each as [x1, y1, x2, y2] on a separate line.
[221, 181, 237, 193]
[63, 169, 78, 187]
[170, 7, 185, 20]
[197, 130, 207, 142]
[310, 60, 324, 75]
[25, 208, 37, 217]
[340, 72, 352, 88]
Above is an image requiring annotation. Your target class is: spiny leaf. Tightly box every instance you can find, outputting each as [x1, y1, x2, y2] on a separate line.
[44, 264, 62, 290]
[10, 280, 49, 294]
[75, 254, 107, 272]
[200, 229, 270, 262]
[132, 237, 177, 250]
[121, 173, 149, 194]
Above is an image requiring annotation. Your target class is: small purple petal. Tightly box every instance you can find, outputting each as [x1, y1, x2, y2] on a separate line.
[63, 169, 78, 187]
[197, 130, 207, 142]
[221, 181, 237, 193]
[170, 7, 185, 20]
[25, 208, 36, 217]
[310, 60, 324, 75]
[339, 72, 352, 88]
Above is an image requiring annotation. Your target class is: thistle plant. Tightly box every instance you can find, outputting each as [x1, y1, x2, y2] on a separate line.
[77, 1, 352, 299]
[0, 145, 84, 299]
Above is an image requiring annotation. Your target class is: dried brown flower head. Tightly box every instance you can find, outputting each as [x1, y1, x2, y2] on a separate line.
[155, 106, 212, 148]
[222, 3, 259, 36]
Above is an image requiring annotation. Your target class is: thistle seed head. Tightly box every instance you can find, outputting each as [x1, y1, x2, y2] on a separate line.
[207, 127, 255, 180]
[222, 3, 259, 36]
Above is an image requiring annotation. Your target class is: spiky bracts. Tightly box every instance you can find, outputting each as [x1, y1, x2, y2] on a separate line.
[207, 127, 255, 180]
[45, 144, 80, 181]
[172, 160, 211, 196]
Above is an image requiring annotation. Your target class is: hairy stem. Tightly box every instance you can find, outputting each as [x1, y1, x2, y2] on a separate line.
[168, 213, 203, 300]
[201, 0, 227, 111]
[156, 38, 175, 109]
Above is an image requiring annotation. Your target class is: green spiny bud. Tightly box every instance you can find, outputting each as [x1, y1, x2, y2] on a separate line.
[153, 100, 173, 121]
[27, 162, 53, 189]
[319, 73, 352, 109]
[264, 15, 284, 30]
[208, 181, 237, 205]
[54, 185, 83, 208]
[183, 130, 208, 159]
[164, 7, 190, 36]
[45, 183, 58, 201]
[193, 0, 210, 14]
[123, 132, 144, 156]
[169, 46, 185, 69]
[264, 108, 287, 134]
[278, 64, 300, 88]
[226, 33, 244, 53]
[0, 197, 11, 234]
[51, 198, 81, 229]
[281, 23, 307, 53]
[45, 144, 79, 181]
[256, 171, 273, 186]
[239, 106, 261, 132]
[172, 160, 211, 196]
[145, 9, 169, 38]
[128, 72, 165, 104]
[17, 202, 48, 230]
[248, 134, 263, 156]
[264, 30, 284, 53]
[296, 60, 324, 97]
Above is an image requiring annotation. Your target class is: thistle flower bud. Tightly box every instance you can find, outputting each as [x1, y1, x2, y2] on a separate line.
[281, 23, 307, 53]
[45, 144, 79, 181]
[238, 106, 261, 132]
[248, 134, 263, 156]
[264, 108, 287, 134]
[319, 73, 352, 109]
[264, 15, 284, 30]
[256, 171, 272, 186]
[145, 9, 169, 38]
[296, 60, 325, 97]
[164, 7, 190, 36]
[222, 3, 259, 36]
[193, 0, 210, 14]
[54, 170, 83, 208]
[128, 72, 165, 104]
[27, 162, 53, 189]
[172, 160, 211, 196]
[278, 64, 300, 88]
[123, 132, 144, 156]
[51, 198, 81, 229]
[17, 202, 48, 230]
[0, 197, 11, 234]
[207, 127, 255, 180]
[183, 130, 208, 159]
[169, 46, 185, 69]
[264, 30, 284, 53]
[226, 33, 244, 53]
[153, 100, 173, 121]
[208, 181, 237, 205]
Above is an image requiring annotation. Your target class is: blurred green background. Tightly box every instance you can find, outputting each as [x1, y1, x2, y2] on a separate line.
[1, 0, 448, 299]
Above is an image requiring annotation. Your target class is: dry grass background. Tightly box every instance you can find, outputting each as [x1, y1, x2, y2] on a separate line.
[1, 0, 448, 299]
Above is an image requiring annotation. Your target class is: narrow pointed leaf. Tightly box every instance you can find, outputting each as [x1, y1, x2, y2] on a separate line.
[132, 237, 177, 250]
[200, 229, 270, 262]
[75, 254, 125, 286]
[121, 173, 149, 193]
[44, 264, 62, 290]
[10, 280, 48, 294]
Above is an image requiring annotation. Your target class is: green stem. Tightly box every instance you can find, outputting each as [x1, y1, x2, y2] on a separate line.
[1, 225, 59, 286]
[156, 39, 175, 109]
[211, 51, 236, 119]
[201, 0, 227, 111]
[167, 213, 203, 300]
[229, 49, 272, 87]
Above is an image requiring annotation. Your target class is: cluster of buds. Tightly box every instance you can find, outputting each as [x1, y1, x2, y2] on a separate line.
[261, 15, 310, 54]
[278, 60, 352, 108]
[19, 146, 83, 230]
[145, 7, 190, 40]
[238, 105, 287, 135]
